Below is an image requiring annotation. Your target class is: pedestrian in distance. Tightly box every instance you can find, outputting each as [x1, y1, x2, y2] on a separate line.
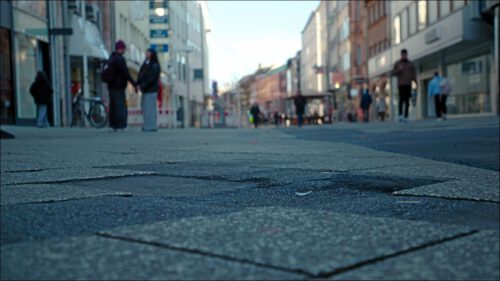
[428, 71, 452, 121]
[359, 84, 373, 123]
[274, 111, 280, 127]
[376, 96, 387, 122]
[30, 71, 53, 128]
[101, 39, 138, 132]
[294, 93, 306, 127]
[137, 48, 161, 132]
[392, 49, 417, 122]
[250, 102, 261, 128]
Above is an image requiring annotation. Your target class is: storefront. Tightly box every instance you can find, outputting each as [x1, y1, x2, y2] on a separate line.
[0, 0, 14, 125]
[11, 0, 51, 126]
[416, 41, 493, 119]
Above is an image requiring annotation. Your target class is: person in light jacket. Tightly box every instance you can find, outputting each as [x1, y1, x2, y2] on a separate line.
[428, 71, 445, 121]
[137, 48, 161, 132]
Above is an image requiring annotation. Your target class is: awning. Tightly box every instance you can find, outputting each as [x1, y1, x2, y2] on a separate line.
[68, 15, 109, 60]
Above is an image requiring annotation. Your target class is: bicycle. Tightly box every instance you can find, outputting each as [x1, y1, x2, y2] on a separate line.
[71, 90, 108, 129]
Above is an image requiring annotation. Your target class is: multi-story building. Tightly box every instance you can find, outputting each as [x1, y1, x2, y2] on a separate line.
[366, 0, 392, 120]
[385, 0, 497, 120]
[349, 0, 369, 112]
[168, 0, 210, 128]
[300, 2, 330, 120]
[255, 64, 287, 120]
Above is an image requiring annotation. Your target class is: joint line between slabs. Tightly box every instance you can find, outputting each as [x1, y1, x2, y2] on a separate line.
[313, 230, 479, 279]
[95, 232, 315, 278]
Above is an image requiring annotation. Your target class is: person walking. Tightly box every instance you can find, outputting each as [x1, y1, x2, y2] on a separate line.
[137, 48, 161, 132]
[30, 71, 53, 128]
[273, 111, 280, 127]
[392, 49, 417, 122]
[102, 40, 138, 131]
[294, 93, 306, 127]
[428, 71, 450, 121]
[359, 85, 373, 123]
[376, 96, 387, 122]
[250, 102, 261, 128]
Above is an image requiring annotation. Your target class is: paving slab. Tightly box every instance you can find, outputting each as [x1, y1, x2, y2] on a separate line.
[1, 168, 156, 185]
[100, 207, 472, 276]
[332, 230, 500, 280]
[0, 235, 303, 280]
[70, 175, 251, 197]
[0, 184, 132, 205]
[394, 178, 500, 203]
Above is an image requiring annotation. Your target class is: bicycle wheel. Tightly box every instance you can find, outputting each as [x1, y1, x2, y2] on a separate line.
[88, 103, 108, 128]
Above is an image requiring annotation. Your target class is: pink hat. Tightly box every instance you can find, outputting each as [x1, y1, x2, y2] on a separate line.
[115, 40, 126, 50]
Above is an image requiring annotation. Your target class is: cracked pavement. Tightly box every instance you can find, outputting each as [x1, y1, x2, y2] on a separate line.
[1, 117, 499, 280]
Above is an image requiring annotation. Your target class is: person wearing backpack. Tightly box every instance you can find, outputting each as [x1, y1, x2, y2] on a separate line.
[102, 40, 138, 131]
[30, 71, 53, 128]
[137, 48, 161, 132]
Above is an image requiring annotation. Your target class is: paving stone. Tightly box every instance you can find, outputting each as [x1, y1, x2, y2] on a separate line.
[101, 207, 472, 276]
[0, 235, 303, 280]
[1, 168, 156, 185]
[332, 231, 500, 280]
[394, 178, 500, 203]
[0, 184, 132, 205]
[70, 175, 251, 197]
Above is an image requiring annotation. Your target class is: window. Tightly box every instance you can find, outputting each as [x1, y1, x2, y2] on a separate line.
[382, 0, 386, 16]
[342, 52, 350, 70]
[409, 2, 417, 35]
[378, 42, 383, 53]
[440, 0, 450, 17]
[452, 0, 465, 10]
[428, 0, 438, 23]
[341, 19, 349, 41]
[370, 6, 374, 23]
[394, 15, 401, 44]
[356, 46, 362, 66]
[355, 1, 360, 20]
[377, 1, 382, 18]
[418, 0, 427, 30]
[401, 8, 408, 41]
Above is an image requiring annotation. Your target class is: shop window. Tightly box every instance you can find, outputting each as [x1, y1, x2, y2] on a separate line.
[14, 33, 38, 119]
[409, 2, 417, 35]
[452, 0, 465, 10]
[440, 0, 451, 17]
[418, 0, 427, 30]
[0, 28, 14, 124]
[401, 8, 408, 41]
[428, 0, 438, 24]
[445, 55, 491, 114]
[393, 15, 401, 45]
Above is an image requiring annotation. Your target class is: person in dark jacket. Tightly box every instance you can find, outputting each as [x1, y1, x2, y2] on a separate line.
[30, 71, 53, 128]
[294, 93, 306, 127]
[250, 102, 261, 128]
[359, 84, 373, 123]
[105, 40, 138, 131]
[392, 49, 417, 122]
[137, 48, 161, 132]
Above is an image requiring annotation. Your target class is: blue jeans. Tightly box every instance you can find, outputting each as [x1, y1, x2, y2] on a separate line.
[37, 105, 49, 128]
[297, 113, 304, 127]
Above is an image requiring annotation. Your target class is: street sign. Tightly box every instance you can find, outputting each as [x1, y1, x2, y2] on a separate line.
[150, 14, 168, 24]
[150, 44, 169, 53]
[150, 29, 168, 39]
[49, 28, 73, 36]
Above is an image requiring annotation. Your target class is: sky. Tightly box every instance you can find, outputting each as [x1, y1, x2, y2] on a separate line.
[206, 1, 319, 87]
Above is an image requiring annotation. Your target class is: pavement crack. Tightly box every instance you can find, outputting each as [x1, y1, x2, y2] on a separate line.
[13, 194, 134, 205]
[313, 230, 479, 279]
[3, 173, 156, 186]
[95, 232, 315, 278]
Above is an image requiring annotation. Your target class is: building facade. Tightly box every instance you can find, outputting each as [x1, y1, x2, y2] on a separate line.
[386, 0, 497, 120]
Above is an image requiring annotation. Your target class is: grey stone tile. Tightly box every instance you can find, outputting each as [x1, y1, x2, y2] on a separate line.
[0, 184, 132, 205]
[1, 168, 156, 185]
[101, 207, 472, 276]
[394, 178, 500, 203]
[0, 235, 303, 280]
[332, 231, 500, 280]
